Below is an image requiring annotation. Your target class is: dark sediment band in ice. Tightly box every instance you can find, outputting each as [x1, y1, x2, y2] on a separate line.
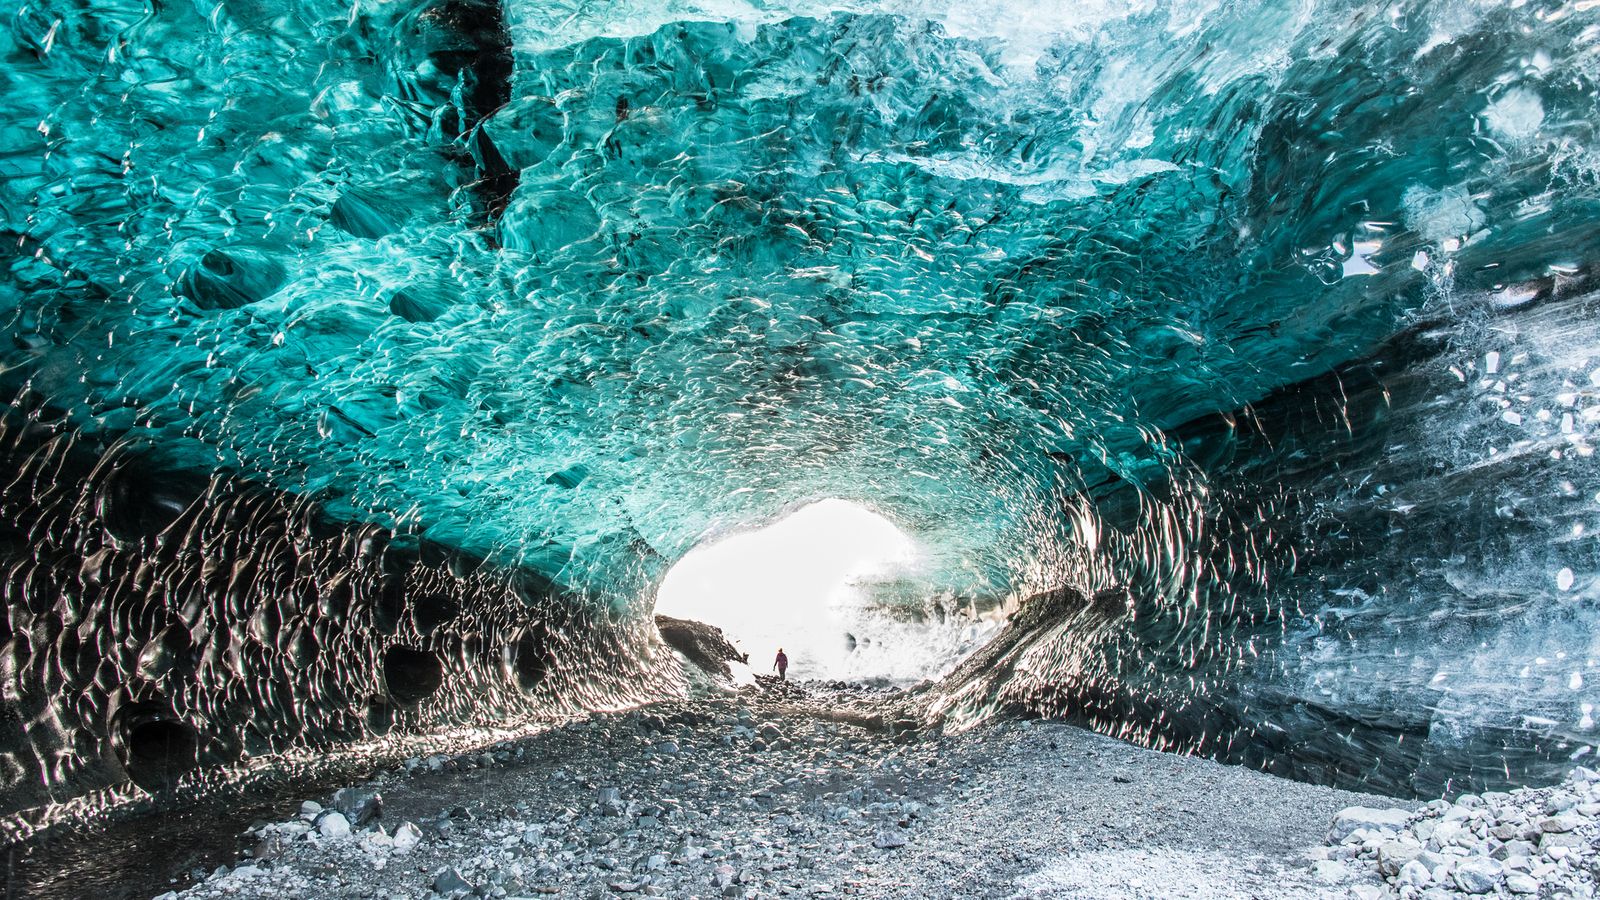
[0, 394, 667, 832]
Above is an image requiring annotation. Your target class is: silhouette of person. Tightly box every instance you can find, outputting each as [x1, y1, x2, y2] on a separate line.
[773, 647, 788, 681]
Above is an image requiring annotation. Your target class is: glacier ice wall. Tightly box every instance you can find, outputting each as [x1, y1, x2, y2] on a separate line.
[0, 404, 666, 829]
[1, 0, 1599, 814]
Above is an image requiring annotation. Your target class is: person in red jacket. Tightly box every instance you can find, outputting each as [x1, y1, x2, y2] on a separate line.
[773, 648, 788, 681]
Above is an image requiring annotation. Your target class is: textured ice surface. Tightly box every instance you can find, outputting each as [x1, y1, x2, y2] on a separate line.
[2, 0, 1600, 815]
[0, 419, 667, 832]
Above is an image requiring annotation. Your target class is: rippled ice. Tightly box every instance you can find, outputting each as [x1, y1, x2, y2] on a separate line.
[0, 0, 1598, 821]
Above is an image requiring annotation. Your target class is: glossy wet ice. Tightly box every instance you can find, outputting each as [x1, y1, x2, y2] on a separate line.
[0, 0, 1597, 843]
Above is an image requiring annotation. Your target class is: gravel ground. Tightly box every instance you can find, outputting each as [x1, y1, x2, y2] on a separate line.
[160, 681, 1409, 900]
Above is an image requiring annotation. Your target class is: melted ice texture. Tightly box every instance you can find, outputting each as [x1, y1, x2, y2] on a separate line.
[4, 0, 1600, 792]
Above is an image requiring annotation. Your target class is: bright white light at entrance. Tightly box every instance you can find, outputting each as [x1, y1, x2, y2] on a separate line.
[655, 499, 917, 681]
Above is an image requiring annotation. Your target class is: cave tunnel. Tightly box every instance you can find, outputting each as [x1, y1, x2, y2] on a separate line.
[2, 0, 1600, 895]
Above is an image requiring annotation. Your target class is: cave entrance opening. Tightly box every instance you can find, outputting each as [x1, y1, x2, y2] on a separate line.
[653, 499, 918, 682]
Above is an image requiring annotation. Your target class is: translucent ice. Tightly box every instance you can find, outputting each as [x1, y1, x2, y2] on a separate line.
[1, 0, 1599, 809]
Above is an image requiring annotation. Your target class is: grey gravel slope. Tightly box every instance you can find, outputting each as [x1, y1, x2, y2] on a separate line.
[166, 685, 1408, 899]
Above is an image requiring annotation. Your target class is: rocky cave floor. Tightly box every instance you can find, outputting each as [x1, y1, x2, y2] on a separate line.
[137, 681, 1600, 900]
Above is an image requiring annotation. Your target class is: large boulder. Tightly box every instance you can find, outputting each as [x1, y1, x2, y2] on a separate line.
[655, 615, 748, 680]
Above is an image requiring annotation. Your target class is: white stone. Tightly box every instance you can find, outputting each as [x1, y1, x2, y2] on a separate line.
[1329, 807, 1414, 843]
[1453, 857, 1502, 894]
[1544, 794, 1577, 814]
[1378, 842, 1424, 876]
[277, 821, 311, 839]
[1398, 859, 1432, 887]
[1506, 873, 1540, 895]
[318, 812, 351, 839]
[1428, 822, 1465, 849]
[1539, 814, 1580, 833]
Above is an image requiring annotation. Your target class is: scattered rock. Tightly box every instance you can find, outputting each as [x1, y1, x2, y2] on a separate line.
[1328, 807, 1414, 843]
[1376, 841, 1421, 876]
[392, 821, 423, 853]
[1453, 857, 1501, 894]
[1506, 872, 1540, 894]
[331, 786, 383, 826]
[250, 830, 290, 863]
[1539, 814, 1580, 833]
[1492, 839, 1537, 860]
[159, 688, 1600, 900]
[1397, 859, 1431, 887]
[1320, 764, 1600, 900]
[431, 867, 474, 896]
[317, 812, 351, 839]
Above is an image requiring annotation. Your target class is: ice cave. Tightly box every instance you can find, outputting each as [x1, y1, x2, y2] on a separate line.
[2, 0, 1599, 896]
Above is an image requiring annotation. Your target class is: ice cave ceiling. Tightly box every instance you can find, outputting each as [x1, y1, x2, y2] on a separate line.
[1, 0, 1599, 822]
